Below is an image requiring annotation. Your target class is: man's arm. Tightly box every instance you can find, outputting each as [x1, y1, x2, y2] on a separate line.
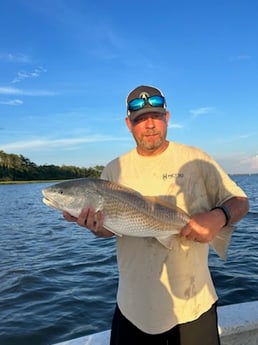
[213, 196, 249, 225]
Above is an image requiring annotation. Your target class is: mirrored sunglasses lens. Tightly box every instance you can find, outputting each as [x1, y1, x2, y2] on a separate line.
[128, 98, 145, 111]
[148, 95, 164, 107]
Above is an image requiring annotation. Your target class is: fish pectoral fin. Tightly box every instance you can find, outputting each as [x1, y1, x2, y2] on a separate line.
[103, 224, 122, 237]
[156, 235, 175, 249]
[210, 225, 235, 260]
[111, 230, 123, 237]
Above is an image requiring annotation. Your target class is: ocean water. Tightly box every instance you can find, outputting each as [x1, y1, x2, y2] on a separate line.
[0, 175, 257, 345]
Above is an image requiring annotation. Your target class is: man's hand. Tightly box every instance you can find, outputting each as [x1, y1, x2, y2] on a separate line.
[63, 207, 114, 238]
[181, 196, 249, 243]
[180, 210, 226, 243]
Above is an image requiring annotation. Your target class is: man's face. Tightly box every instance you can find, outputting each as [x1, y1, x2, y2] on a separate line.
[126, 112, 170, 156]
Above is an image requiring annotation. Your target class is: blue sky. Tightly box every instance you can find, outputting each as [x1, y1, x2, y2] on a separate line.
[0, 0, 257, 174]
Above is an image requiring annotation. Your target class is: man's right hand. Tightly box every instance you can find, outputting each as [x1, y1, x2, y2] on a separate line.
[63, 207, 114, 238]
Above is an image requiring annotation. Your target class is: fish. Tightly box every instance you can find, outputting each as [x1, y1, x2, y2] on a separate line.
[42, 178, 234, 260]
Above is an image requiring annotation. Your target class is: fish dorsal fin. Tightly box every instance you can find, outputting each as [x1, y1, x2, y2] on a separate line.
[144, 195, 189, 216]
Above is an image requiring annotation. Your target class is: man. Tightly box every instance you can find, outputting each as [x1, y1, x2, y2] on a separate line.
[64, 85, 249, 345]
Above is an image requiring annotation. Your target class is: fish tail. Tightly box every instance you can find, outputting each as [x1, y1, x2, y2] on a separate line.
[210, 225, 235, 260]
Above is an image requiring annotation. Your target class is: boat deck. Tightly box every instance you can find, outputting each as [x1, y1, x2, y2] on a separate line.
[53, 301, 258, 345]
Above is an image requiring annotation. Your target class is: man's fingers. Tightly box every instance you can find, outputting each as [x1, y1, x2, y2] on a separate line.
[77, 208, 91, 227]
[63, 211, 77, 222]
[180, 225, 191, 237]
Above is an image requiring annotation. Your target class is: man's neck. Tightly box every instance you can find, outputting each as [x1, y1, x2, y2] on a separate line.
[136, 140, 169, 156]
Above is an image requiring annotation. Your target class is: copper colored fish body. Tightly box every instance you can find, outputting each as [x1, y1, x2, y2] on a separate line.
[42, 178, 233, 260]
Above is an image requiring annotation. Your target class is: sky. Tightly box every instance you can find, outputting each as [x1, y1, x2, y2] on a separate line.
[0, 0, 257, 174]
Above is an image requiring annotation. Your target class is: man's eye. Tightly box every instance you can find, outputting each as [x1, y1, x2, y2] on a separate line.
[132, 114, 164, 125]
[133, 117, 145, 124]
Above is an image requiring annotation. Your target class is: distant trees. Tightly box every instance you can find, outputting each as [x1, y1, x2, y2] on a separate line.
[0, 150, 104, 181]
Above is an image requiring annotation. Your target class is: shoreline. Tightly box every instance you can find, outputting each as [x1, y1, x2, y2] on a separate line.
[0, 180, 64, 185]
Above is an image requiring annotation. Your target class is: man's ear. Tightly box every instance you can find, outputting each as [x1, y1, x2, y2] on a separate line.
[165, 111, 170, 124]
[125, 116, 133, 132]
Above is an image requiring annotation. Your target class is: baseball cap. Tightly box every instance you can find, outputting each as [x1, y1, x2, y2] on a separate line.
[126, 85, 167, 121]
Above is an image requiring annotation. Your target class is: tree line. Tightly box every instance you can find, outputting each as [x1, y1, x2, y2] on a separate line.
[0, 150, 104, 181]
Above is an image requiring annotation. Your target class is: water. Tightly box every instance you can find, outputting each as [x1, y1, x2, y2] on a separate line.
[0, 175, 257, 345]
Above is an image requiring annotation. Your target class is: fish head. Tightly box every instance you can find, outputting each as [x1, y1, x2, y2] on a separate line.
[42, 178, 103, 217]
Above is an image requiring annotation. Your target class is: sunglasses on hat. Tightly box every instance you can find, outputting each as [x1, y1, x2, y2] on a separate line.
[127, 95, 166, 112]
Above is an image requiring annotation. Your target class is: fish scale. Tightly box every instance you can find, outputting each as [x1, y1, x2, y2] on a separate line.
[91, 180, 189, 236]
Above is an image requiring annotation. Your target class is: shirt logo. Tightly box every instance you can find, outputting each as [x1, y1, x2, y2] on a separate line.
[163, 173, 184, 180]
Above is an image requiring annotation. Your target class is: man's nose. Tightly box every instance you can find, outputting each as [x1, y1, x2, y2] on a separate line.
[145, 116, 155, 127]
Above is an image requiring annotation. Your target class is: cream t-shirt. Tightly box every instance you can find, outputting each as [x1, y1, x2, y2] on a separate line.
[101, 141, 247, 334]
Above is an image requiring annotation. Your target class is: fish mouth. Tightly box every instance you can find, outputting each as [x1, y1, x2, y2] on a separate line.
[43, 196, 54, 207]
[42, 195, 62, 211]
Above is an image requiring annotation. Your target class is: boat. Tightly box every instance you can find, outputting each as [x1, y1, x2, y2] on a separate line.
[53, 300, 258, 345]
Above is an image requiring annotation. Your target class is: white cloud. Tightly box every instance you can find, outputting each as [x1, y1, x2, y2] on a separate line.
[217, 152, 258, 174]
[240, 154, 258, 171]
[229, 55, 251, 61]
[12, 66, 47, 83]
[0, 135, 131, 151]
[168, 123, 183, 129]
[0, 53, 31, 63]
[189, 107, 215, 118]
[0, 86, 57, 96]
[0, 99, 23, 105]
